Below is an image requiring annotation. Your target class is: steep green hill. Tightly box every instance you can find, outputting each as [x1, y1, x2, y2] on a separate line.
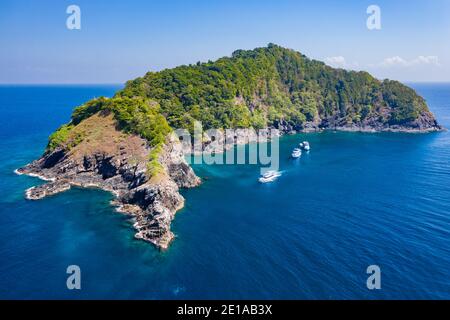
[117, 43, 440, 132]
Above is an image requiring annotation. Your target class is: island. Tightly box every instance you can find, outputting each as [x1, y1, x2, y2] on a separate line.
[16, 44, 443, 249]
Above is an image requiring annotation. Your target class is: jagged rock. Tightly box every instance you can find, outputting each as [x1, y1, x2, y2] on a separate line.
[26, 180, 71, 200]
[17, 115, 200, 250]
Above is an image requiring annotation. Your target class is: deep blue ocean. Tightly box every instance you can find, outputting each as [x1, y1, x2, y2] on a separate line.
[0, 84, 449, 299]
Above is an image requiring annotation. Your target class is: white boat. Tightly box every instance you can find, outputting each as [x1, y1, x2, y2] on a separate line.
[258, 170, 281, 183]
[300, 141, 310, 151]
[291, 148, 302, 158]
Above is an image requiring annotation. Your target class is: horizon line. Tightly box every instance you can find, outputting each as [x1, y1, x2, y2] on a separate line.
[0, 83, 125, 86]
[2, 81, 450, 86]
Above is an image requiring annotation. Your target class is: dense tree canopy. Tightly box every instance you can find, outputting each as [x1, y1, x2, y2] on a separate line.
[117, 44, 429, 131]
[47, 44, 433, 174]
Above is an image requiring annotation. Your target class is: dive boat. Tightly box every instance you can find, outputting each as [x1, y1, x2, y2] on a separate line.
[291, 148, 302, 158]
[299, 141, 310, 151]
[258, 170, 281, 183]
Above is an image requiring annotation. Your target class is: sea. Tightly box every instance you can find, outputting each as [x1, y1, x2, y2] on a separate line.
[0, 83, 449, 299]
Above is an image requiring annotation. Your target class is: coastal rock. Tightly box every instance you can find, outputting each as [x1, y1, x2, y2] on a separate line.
[26, 180, 71, 200]
[17, 114, 200, 250]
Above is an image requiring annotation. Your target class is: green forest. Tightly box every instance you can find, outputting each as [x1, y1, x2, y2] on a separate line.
[47, 44, 432, 173]
[117, 43, 428, 131]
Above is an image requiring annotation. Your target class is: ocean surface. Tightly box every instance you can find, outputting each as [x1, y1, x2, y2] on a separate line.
[0, 83, 449, 299]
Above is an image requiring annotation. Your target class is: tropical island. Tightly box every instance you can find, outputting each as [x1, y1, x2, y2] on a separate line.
[17, 44, 443, 249]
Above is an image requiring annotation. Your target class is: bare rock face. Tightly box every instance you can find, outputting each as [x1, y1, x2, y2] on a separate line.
[17, 114, 200, 250]
[317, 111, 443, 133]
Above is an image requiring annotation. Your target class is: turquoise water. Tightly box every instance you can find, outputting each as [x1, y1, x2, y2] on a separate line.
[0, 84, 449, 299]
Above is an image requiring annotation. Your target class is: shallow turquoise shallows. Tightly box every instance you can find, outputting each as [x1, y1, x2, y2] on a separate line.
[0, 84, 449, 299]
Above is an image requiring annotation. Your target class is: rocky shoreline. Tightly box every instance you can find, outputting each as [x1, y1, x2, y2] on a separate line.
[280, 112, 445, 134]
[183, 119, 444, 155]
[16, 126, 200, 250]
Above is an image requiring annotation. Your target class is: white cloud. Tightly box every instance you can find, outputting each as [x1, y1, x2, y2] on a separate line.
[325, 56, 346, 67]
[415, 55, 440, 65]
[324, 56, 360, 69]
[380, 56, 409, 67]
[324, 55, 440, 73]
[379, 55, 440, 67]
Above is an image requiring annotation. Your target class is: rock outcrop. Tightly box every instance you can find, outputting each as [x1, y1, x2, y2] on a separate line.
[314, 109, 443, 133]
[17, 113, 200, 250]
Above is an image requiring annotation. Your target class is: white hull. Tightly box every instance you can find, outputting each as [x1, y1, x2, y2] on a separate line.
[299, 141, 310, 151]
[258, 171, 281, 183]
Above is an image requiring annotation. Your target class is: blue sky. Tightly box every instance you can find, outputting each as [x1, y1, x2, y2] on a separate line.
[1, 0, 449, 83]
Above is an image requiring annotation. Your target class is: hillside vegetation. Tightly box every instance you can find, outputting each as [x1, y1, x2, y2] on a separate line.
[46, 44, 439, 173]
[117, 43, 431, 131]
